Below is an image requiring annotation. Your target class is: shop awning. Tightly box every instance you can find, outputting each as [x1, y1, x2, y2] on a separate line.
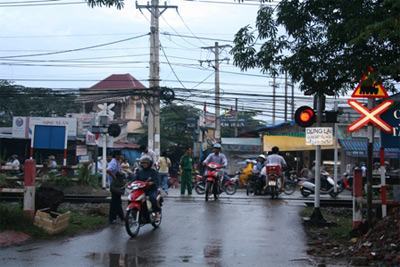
[339, 139, 400, 158]
[263, 135, 337, 152]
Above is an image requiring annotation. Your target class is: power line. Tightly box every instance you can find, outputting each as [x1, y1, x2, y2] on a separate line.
[0, 33, 150, 59]
[0, 0, 85, 7]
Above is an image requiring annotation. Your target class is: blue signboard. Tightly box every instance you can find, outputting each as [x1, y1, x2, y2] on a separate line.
[33, 125, 66, 150]
[381, 101, 400, 148]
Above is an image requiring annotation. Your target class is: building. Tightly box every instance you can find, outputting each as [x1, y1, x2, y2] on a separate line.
[78, 74, 148, 144]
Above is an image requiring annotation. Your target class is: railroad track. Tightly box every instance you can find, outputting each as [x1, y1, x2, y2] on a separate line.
[304, 199, 352, 208]
[0, 192, 110, 203]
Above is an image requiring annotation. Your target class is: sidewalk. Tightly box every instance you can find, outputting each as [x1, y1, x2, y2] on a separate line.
[0, 230, 30, 247]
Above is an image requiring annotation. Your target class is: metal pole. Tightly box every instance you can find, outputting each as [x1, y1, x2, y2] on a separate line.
[215, 42, 221, 141]
[291, 80, 294, 120]
[367, 98, 374, 227]
[102, 133, 107, 189]
[380, 147, 387, 217]
[284, 71, 288, 122]
[309, 93, 326, 224]
[333, 101, 339, 193]
[234, 98, 238, 137]
[272, 76, 276, 125]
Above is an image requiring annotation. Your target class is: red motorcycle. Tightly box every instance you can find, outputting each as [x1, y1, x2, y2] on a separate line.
[264, 164, 282, 199]
[204, 162, 224, 201]
[125, 180, 163, 237]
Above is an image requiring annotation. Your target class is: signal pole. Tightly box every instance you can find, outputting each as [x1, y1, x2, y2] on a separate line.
[136, 0, 177, 156]
[200, 42, 230, 141]
[284, 71, 288, 122]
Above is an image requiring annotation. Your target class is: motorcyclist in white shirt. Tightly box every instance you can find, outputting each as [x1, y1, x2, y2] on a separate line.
[265, 146, 287, 192]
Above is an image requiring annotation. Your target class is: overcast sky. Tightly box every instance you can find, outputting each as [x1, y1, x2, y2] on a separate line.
[0, 0, 325, 123]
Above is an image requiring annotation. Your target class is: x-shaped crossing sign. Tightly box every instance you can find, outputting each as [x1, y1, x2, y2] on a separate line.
[348, 100, 394, 133]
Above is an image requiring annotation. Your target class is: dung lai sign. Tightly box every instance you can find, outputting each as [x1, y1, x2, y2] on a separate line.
[305, 127, 333, 146]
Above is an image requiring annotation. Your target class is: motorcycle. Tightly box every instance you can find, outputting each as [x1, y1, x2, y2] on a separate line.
[125, 180, 163, 237]
[282, 170, 299, 195]
[263, 164, 282, 199]
[194, 171, 206, 195]
[204, 162, 223, 201]
[299, 170, 343, 198]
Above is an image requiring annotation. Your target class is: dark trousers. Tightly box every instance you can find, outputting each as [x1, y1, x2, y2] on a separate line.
[109, 192, 124, 223]
[181, 170, 192, 195]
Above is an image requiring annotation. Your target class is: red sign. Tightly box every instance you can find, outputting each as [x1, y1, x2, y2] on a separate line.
[347, 100, 394, 133]
[351, 73, 389, 98]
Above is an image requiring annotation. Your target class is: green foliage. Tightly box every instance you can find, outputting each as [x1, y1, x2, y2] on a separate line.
[85, 0, 124, 9]
[231, 0, 400, 95]
[160, 104, 202, 151]
[221, 110, 265, 137]
[77, 165, 99, 187]
[0, 174, 7, 187]
[61, 210, 107, 236]
[0, 80, 80, 126]
[47, 173, 74, 188]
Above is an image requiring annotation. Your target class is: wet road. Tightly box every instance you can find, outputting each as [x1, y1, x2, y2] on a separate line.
[0, 190, 344, 267]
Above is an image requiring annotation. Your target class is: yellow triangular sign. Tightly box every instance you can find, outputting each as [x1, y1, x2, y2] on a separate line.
[351, 74, 388, 98]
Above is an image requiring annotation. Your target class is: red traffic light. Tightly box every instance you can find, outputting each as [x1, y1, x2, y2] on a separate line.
[295, 106, 316, 127]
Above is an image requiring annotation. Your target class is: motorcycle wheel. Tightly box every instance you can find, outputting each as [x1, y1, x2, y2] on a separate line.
[284, 182, 296, 195]
[300, 188, 311, 197]
[224, 183, 237, 195]
[205, 181, 212, 202]
[151, 210, 162, 228]
[125, 209, 140, 238]
[195, 181, 205, 195]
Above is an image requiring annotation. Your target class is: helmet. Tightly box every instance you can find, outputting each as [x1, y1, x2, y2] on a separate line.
[213, 143, 222, 149]
[139, 156, 152, 166]
[258, 154, 266, 160]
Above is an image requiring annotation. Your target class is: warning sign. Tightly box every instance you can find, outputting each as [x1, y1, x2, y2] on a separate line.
[351, 73, 388, 98]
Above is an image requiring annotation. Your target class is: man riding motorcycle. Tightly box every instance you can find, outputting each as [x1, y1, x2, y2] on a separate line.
[265, 146, 287, 192]
[202, 143, 228, 196]
[133, 156, 161, 220]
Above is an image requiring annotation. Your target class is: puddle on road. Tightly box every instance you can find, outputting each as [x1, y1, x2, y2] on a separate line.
[86, 252, 166, 267]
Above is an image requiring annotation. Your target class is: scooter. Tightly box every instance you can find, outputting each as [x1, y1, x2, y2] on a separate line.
[299, 170, 343, 198]
[263, 164, 283, 199]
[125, 180, 163, 237]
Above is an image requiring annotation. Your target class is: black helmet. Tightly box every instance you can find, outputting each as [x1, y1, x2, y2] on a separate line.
[139, 156, 152, 167]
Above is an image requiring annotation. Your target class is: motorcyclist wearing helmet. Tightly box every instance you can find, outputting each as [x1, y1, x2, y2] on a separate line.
[202, 143, 228, 168]
[202, 143, 228, 194]
[252, 154, 266, 175]
[134, 156, 161, 216]
[266, 146, 287, 192]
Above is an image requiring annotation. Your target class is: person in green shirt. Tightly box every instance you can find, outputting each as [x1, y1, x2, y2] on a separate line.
[179, 147, 193, 195]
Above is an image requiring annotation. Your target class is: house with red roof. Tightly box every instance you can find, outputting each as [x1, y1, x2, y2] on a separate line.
[78, 74, 148, 143]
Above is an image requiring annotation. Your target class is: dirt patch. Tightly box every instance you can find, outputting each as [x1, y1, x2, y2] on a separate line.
[303, 207, 400, 266]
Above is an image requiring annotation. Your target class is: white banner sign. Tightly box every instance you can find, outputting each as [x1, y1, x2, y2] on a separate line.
[306, 127, 333, 146]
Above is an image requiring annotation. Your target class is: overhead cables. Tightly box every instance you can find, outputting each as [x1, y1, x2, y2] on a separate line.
[0, 33, 150, 59]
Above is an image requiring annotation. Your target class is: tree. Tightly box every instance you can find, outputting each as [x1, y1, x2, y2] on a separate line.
[85, 0, 124, 9]
[221, 110, 264, 137]
[0, 80, 80, 126]
[160, 104, 202, 153]
[231, 0, 400, 96]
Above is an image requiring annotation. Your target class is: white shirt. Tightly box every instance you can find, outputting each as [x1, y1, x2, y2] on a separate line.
[266, 154, 287, 167]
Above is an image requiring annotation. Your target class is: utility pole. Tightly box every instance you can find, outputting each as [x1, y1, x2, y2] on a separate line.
[234, 98, 238, 137]
[284, 71, 288, 122]
[272, 75, 277, 125]
[200, 42, 230, 141]
[136, 0, 177, 157]
[291, 80, 294, 120]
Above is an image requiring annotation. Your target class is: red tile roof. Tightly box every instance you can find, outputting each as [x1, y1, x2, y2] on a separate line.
[90, 74, 147, 90]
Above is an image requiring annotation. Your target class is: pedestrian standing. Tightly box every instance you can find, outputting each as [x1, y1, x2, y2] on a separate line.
[107, 150, 125, 224]
[179, 147, 193, 195]
[158, 151, 171, 194]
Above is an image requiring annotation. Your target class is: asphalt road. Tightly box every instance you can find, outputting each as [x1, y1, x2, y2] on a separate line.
[0, 189, 349, 267]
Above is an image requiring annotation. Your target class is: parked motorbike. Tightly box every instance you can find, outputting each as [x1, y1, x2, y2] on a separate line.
[282, 170, 298, 195]
[299, 170, 343, 198]
[125, 180, 163, 237]
[194, 172, 206, 195]
[263, 164, 282, 199]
